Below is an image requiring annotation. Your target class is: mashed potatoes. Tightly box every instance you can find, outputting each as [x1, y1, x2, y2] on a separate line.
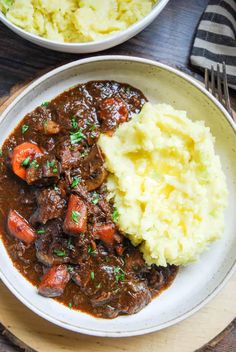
[98, 103, 228, 267]
[0, 0, 155, 42]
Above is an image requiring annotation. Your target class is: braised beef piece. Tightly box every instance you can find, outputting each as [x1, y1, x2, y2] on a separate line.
[73, 184, 109, 223]
[72, 252, 152, 318]
[145, 265, 177, 293]
[30, 188, 66, 225]
[116, 280, 151, 316]
[28, 106, 52, 131]
[97, 97, 128, 133]
[26, 155, 60, 186]
[35, 220, 71, 266]
[124, 248, 148, 275]
[56, 137, 84, 171]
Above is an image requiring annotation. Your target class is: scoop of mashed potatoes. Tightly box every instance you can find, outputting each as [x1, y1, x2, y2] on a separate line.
[0, 0, 155, 42]
[98, 103, 228, 267]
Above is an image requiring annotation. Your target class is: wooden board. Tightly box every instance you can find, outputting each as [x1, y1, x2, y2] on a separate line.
[0, 83, 235, 352]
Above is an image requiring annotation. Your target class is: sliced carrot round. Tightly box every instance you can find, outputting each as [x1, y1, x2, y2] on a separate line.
[12, 142, 43, 180]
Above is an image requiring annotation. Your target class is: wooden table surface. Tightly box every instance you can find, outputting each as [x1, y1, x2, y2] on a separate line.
[0, 0, 235, 350]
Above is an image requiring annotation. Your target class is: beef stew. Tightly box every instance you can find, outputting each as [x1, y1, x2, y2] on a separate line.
[0, 81, 177, 319]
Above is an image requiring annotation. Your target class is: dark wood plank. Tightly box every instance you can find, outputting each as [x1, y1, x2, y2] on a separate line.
[0, 0, 235, 350]
[197, 319, 236, 352]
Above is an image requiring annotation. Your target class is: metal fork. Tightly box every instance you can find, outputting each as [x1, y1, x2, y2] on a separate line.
[205, 62, 233, 117]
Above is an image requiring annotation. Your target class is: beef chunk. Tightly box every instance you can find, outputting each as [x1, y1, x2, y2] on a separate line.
[145, 265, 177, 293]
[35, 220, 71, 266]
[117, 281, 151, 315]
[97, 97, 128, 133]
[26, 155, 60, 186]
[90, 291, 112, 307]
[29, 106, 60, 135]
[30, 188, 66, 225]
[56, 137, 84, 171]
[124, 250, 148, 275]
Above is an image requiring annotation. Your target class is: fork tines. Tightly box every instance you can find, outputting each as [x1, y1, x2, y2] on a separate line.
[205, 62, 232, 117]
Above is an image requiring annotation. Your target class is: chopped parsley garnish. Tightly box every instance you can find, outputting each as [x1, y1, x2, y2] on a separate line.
[41, 101, 49, 108]
[112, 208, 119, 222]
[68, 302, 73, 309]
[67, 238, 75, 250]
[91, 192, 99, 205]
[53, 249, 66, 257]
[52, 168, 58, 174]
[30, 159, 39, 168]
[70, 129, 86, 144]
[96, 282, 102, 289]
[113, 287, 121, 294]
[67, 265, 74, 273]
[88, 245, 96, 255]
[46, 160, 56, 168]
[88, 123, 97, 132]
[71, 210, 81, 224]
[21, 156, 31, 167]
[80, 151, 88, 158]
[71, 116, 78, 130]
[21, 124, 29, 134]
[71, 176, 81, 188]
[37, 229, 45, 234]
[114, 266, 125, 282]
[90, 271, 95, 280]
[90, 132, 97, 139]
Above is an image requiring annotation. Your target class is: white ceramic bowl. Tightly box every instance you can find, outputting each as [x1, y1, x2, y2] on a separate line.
[0, 56, 235, 337]
[0, 1, 169, 53]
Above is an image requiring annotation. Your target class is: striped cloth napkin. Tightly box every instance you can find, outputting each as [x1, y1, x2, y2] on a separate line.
[191, 0, 236, 90]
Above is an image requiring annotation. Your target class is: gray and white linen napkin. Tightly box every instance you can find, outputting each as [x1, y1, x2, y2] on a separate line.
[191, 0, 236, 89]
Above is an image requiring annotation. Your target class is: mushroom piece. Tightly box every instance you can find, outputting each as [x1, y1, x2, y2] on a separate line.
[80, 145, 108, 191]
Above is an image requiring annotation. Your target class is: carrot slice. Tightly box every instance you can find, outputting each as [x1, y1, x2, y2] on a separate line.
[38, 265, 70, 298]
[63, 194, 87, 235]
[7, 209, 36, 244]
[12, 142, 43, 180]
[93, 223, 116, 247]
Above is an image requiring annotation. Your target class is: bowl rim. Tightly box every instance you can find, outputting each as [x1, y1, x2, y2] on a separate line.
[0, 55, 235, 337]
[0, 0, 170, 48]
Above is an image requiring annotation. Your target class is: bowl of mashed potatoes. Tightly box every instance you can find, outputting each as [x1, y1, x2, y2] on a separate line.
[0, 0, 169, 53]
